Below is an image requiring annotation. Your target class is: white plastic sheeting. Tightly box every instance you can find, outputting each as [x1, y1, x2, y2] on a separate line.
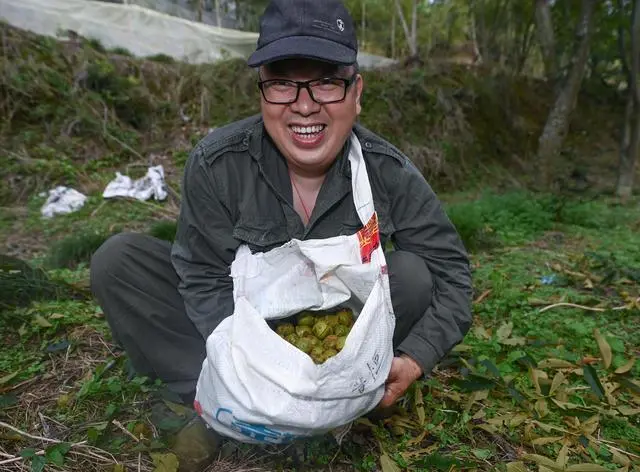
[0, 0, 259, 63]
[0, 0, 397, 68]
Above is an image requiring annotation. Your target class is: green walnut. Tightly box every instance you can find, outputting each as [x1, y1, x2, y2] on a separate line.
[336, 336, 347, 351]
[294, 337, 313, 354]
[324, 314, 340, 327]
[337, 310, 354, 327]
[323, 335, 338, 349]
[304, 335, 321, 347]
[312, 320, 332, 340]
[285, 333, 299, 345]
[333, 324, 349, 337]
[295, 325, 312, 337]
[310, 345, 324, 358]
[276, 323, 295, 337]
[324, 348, 338, 359]
[297, 312, 316, 327]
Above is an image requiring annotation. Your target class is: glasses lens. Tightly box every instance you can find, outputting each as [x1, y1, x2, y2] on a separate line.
[309, 79, 347, 103]
[262, 81, 298, 103]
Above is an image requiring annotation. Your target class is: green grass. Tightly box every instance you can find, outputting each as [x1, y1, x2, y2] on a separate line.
[1, 190, 639, 471]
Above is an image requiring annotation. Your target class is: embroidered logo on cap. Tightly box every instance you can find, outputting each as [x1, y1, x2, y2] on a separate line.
[336, 18, 345, 31]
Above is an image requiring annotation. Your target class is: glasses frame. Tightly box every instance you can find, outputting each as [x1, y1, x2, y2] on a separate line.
[257, 75, 358, 105]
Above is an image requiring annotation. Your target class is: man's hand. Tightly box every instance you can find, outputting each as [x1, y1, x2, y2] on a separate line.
[379, 354, 423, 408]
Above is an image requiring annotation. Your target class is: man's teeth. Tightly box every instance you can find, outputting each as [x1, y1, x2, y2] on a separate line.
[291, 125, 325, 134]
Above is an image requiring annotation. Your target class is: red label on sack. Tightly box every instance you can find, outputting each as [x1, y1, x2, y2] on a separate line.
[357, 212, 380, 263]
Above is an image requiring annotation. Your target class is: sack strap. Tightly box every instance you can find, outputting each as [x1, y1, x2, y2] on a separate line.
[348, 134, 381, 264]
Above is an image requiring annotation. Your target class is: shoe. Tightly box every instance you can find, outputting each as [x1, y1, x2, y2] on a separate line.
[147, 393, 222, 472]
[170, 416, 223, 472]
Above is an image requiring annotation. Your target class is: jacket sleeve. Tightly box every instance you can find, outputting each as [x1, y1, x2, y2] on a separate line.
[390, 160, 473, 376]
[170, 145, 240, 339]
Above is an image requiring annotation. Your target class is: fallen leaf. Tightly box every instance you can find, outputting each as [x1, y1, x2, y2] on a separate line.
[496, 322, 514, 342]
[502, 336, 527, 346]
[380, 453, 401, 472]
[614, 359, 636, 374]
[473, 326, 492, 340]
[549, 372, 566, 396]
[611, 449, 630, 467]
[617, 405, 640, 416]
[583, 364, 605, 399]
[528, 297, 550, 306]
[49, 313, 65, 320]
[530, 369, 547, 396]
[33, 314, 52, 328]
[584, 278, 594, 289]
[618, 378, 640, 395]
[414, 384, 425, 427]
[535, 399, 549, 418]
[0, 371, 19, 386]
[531, 436, 563, 446]
[565, 464, 609, 471]
[538, 359, 575, 369]
[113, 465, 125, 472]
[580, 356, 600, 365]
[452, 344, 473, 352]
[593, 329, 612, 369]
[522, 453, 562, 470]
[406, 430, 427, 447]
[474, 289, 492, 304]
[476, 423, 498, 434]
[555, 443, 569, 469]
[509, 413, 529, 428]
[580, 415, 600, 436]
[506, 462, 528, 472]
[472, 448, 492, 460]
[401, 444, 438, 459]
[150, 452, 179, 472]
[18, 324, 27, 337]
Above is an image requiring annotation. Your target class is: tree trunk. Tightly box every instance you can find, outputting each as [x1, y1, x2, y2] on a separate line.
[616, 0, 640, 200]
[536, 0, 596, 189]
[393, 0, 418, 57]
[535, 0, 558, 81]
[469, 9, 483, 65]
[391, 12, 396, 59]
[215, 0, 221, 27]
[361, 0, 366, 49]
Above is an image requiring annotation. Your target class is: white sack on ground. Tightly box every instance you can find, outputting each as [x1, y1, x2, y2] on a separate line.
[40, 186, 87, 218]
[103, 165, 168, 201]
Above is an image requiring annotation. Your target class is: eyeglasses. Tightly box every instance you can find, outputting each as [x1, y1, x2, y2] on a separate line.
[257, 75, 357, 105]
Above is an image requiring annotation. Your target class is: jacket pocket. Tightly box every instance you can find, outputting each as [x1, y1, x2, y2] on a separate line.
[233, 218, 290, 253]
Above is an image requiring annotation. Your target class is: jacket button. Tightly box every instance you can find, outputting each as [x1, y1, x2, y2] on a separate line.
[365, 142, 372, 149]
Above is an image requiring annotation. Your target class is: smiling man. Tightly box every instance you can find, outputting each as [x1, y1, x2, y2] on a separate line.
[90, 0, 472, 466]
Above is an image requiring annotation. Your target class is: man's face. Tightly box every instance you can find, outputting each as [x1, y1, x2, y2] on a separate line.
[259, 59, 363, 175]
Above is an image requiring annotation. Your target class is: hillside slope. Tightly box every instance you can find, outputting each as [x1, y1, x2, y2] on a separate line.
[0, 22, 624, 205]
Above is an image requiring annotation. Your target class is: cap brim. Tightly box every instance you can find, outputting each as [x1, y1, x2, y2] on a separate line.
[247, 35, 357, 67]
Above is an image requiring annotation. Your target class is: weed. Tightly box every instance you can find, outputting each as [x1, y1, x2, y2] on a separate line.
[46, 230, 117, 269]
[147, 220, 177, 243]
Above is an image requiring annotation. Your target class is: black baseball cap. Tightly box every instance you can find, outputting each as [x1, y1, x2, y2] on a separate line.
[247, 0, 358, 67]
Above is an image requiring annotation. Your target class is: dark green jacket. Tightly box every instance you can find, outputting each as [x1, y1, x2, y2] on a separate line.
[171, 114, 472, 376]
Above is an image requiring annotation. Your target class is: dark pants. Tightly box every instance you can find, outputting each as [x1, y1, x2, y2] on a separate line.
[90, 233, 433, 402]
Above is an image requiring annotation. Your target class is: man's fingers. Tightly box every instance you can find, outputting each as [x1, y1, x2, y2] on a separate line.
[379, 390, 395, 408]
[379, 382, 401, 408]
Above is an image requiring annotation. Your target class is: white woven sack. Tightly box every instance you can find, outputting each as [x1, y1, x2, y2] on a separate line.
[194, 133, 396, 444]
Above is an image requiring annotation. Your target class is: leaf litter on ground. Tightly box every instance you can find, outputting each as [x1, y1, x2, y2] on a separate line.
[1, 194, 639, 471]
